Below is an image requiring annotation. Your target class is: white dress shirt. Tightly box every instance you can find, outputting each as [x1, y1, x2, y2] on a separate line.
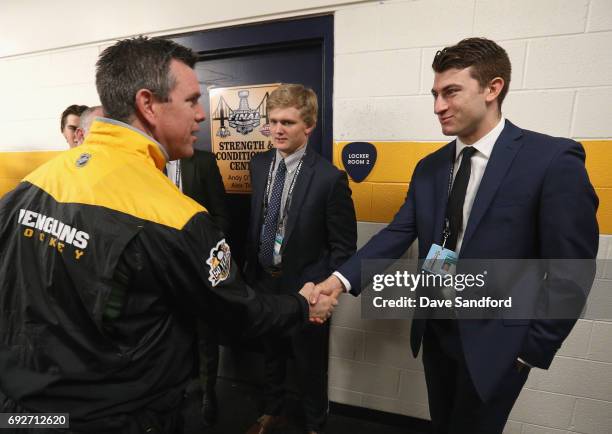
[453, 117, 505, 252]
[264, 144, 307, 266]
[165, 160, 183, 192]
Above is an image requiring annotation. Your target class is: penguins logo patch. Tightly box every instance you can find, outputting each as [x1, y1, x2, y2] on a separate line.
[206, 239, 231, 287]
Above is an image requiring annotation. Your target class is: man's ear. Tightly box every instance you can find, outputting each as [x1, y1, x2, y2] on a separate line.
[305, 122, 317, 137]
[74, 128, 84, 146]
[134, 88, 157, 126]
[486, 77, 505, 104]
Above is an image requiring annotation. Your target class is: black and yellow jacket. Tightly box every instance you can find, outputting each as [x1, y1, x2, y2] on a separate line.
[0, 118, 307, 430]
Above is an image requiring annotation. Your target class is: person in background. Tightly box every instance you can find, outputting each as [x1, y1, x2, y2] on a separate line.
[244, 84, 357, 434]
[75, 105, 104, 146]
[60, 104, 88, 147]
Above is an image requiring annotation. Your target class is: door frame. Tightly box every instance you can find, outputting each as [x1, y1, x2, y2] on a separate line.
[169, 14, 334, 161]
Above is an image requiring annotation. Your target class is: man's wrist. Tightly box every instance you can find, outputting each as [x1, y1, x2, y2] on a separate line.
[332, 271, 350, 293]
[517, 357, 533, 369]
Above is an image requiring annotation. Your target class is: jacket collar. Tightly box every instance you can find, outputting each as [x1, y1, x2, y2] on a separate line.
[283, 149, 316, 244]
[431, 119, 523, 252]
[86, 118, 168, 170]
[250, 148, 317, 251]
[460, 119, 524, 254]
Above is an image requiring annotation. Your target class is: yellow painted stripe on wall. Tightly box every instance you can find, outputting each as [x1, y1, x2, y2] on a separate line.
[2, 141, 611, 233]
[348, 181, 374, 222]
[337, 141, 445, 184]
[596, 188, 612, 234]
[1, 151, 62, 179]
[335, 141, 612, 234]
[0, 151, 62, 199]
[584, 141, 612, 188]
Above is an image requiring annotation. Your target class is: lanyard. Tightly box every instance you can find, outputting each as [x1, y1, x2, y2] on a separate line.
[263, 152, 305, 229]
[174, 160, 182, 190]
[442, 151, 457, 248]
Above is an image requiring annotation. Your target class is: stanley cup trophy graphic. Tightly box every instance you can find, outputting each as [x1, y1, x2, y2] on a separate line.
[210, 83, 279, 193]
[228, 90, 261, 135]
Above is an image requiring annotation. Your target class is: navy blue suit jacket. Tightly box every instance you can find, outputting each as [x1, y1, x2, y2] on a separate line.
[338, 120, 598, 401]
[245, 148, 357, 293]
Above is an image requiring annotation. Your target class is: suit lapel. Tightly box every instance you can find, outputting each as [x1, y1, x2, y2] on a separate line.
[460, 121, 524, 254]
[433, 142, 456, 245]
[283, 150, 315, 246]
[180, 157, 195, 197]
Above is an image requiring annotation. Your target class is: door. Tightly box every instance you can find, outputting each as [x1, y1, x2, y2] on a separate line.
[170, 15, 334, 383]
[172, 15, 333, 267]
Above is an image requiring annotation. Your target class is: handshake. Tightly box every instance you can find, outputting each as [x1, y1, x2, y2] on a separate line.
[298, 275, 346, 325]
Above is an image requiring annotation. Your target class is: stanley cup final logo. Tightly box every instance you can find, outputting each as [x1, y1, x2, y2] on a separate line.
[210, 83, 279, 193]
[212, 89, 270, 137]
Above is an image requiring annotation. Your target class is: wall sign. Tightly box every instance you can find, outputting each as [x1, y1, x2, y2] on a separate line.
[210, 83, 280, 193]
[341, 141, 377, 183]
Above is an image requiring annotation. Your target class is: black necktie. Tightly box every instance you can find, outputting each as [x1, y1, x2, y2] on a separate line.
[445, 146, 477, 251]
[259, 158, 287, 267]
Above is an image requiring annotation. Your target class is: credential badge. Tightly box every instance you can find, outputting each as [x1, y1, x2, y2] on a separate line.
[206, 238, 232, 287]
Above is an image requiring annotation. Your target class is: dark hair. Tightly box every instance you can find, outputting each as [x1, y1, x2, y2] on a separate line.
[60, 104, 89, 132]
[95, 36, 198, 123]
[432, 37, 511, 109]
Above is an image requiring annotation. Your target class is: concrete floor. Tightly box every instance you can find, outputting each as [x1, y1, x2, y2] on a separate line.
[182, 378, 428, 434]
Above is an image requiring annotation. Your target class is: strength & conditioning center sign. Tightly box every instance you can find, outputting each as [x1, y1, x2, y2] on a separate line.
[209, 83, 280, 193]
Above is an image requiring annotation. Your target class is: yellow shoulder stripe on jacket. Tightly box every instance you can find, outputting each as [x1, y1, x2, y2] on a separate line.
[24, 121, 207, 230]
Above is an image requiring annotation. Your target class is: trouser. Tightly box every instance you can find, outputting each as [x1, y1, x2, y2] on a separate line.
[422, 320, 530, 434]
[255, 269, 330, 433]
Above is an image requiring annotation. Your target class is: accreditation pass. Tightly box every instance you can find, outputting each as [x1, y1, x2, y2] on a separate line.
[0, 413, 69, 428]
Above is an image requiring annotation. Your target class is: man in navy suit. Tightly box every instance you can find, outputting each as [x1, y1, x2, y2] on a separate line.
[244, 84, 356, 434]
[310, 38, 598, 433]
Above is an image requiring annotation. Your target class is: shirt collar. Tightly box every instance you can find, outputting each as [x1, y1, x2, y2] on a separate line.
[455, 117, 505, 161]
[276, 143, 307, 173]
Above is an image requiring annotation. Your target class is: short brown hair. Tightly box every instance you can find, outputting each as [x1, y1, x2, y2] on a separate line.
[96, 36, 197, 123]
[60, 104, 88, 132]
[432, 37, 511, 109]
[267, 84, 318, 127]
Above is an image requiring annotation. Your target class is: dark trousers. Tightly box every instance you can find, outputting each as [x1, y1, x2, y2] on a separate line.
[254, 270, 330, 432]
[422, 320, 530, 434]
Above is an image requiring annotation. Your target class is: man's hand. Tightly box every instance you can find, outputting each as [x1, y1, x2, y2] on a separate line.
[310, 275, 345, 305]
[299, 283, 338, 324]
[305, 275, 346, 324]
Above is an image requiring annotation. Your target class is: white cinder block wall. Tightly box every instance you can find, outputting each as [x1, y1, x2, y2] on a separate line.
[1, 1, 611, 432]
[332, 1, 612, 434]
